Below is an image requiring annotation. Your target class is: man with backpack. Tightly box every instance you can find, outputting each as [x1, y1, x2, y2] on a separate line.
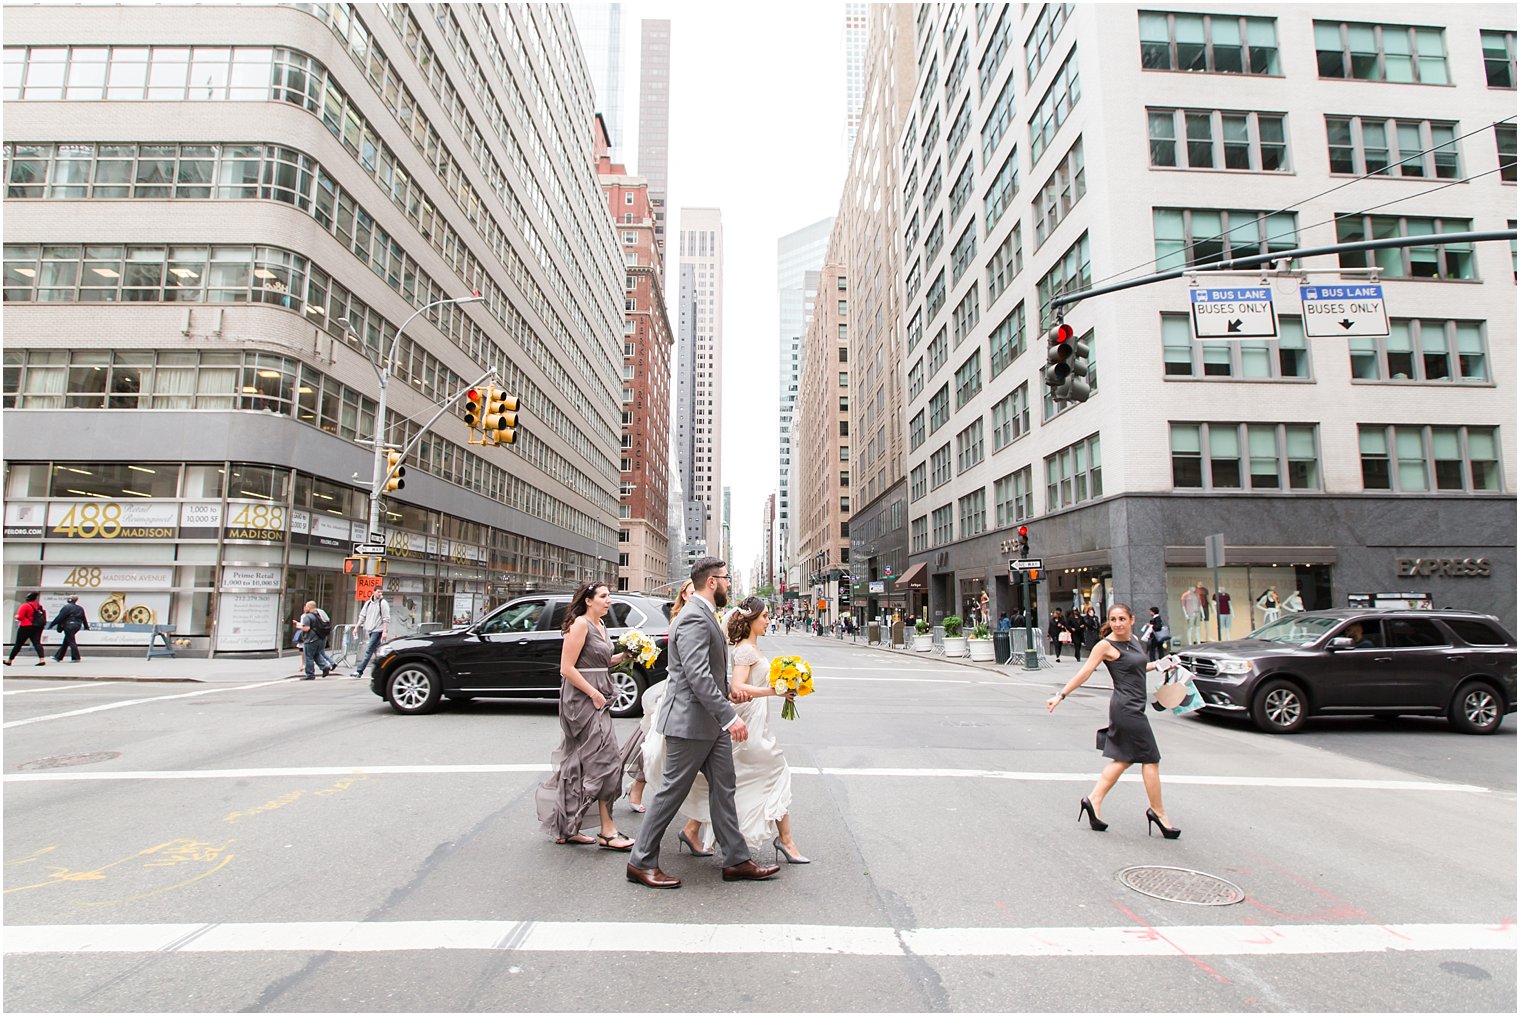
[294, 600, 336, 679]
[49, 594, 90, 663]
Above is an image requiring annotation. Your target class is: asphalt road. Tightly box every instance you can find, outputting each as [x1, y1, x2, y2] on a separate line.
[3, 636, 1514, 1012]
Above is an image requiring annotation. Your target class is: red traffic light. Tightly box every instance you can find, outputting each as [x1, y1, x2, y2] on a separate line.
[1054, 323, 1074, 343]
[1017, 525, 1028, 537]
[465, 389, 481, 403]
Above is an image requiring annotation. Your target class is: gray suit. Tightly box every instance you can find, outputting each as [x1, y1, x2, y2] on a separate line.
[629, 598, 750, 869]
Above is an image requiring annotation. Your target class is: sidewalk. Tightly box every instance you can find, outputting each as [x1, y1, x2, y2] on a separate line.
[1, 653, 306, 684]
[779, 632, 1078, 685]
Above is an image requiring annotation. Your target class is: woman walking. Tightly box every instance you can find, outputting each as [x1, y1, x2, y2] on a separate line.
[536, 582, 635, 850]
[1045, 603, 1182, 838]
[5, 592, 47, 666]
[1066, 608, 1087, 658]
[1047, 609, 1068, 662]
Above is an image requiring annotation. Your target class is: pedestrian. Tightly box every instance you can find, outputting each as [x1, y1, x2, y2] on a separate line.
[1066, 608, 1086, 657]
[1048, 609, 1069, 661]
[49, 594, 90, 663]
[996, 611, 1011, 632]
[1142, 606, 1171, 661]
[293, 600, 336, 679]
[536, 581, 635, 850]
[623, 579, 695, 815]
[5, 592, 47, 667]
[349, 587, 390, 680]
[1046, 604, 1182, 838]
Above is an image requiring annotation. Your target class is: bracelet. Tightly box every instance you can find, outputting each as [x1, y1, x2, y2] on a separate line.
[1058, 691, 1067, 701]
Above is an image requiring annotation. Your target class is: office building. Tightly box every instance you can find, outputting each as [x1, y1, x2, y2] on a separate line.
[676, 208, 724, 564]
[638, 19, 672, 267]
[844, 2, 870, 160]
[569, 3, 626, 162]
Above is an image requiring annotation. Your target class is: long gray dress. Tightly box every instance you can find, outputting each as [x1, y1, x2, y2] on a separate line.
[536, 618, 623, 838]
[1096, 636, 1161, 764]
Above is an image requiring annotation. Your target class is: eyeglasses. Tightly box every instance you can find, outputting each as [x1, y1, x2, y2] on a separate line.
[715, 574, 730, 580]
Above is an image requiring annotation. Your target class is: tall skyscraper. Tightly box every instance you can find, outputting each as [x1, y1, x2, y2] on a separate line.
[843, 2, 869, 160]
[638, 19, 672, 267]
[776, 218, 833, 592]
[569, 4, 625, 162]
[676, 209, 724, 565]
[721, 485, 733, 572]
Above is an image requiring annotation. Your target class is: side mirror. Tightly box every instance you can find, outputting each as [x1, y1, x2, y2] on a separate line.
[1327, 637, 1353, 651]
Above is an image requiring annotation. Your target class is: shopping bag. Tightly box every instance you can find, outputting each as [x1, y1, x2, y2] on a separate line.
[1156, 662, 1204, 716]
[1058, 631, 1072, 644]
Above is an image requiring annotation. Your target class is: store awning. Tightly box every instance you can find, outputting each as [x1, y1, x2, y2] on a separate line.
[897, 561, 929, 588]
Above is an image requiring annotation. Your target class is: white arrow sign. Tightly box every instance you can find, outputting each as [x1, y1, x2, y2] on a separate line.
[1189, 286, 1279, 339]
[1299, 283, 1390, 337]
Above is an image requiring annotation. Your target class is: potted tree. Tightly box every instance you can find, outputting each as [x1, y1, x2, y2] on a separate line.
[912, 618, 934, 652]
[942, 615, 967, 657]
[968, 621, 994, 661]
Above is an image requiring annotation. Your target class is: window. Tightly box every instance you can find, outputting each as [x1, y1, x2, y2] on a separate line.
[908, 358, 925, 400]
[983, 147, 1020, 230]
[926, 269, 947, 321]
[1335, 215, 1474, 279]
[1153, 208, 1298, 272]
[907, 308, 923, 352]
[988, 301, 1026, 377]
[838, 371, 849, 387]
[904, 208, 921, 252]
[949, 158, 975, 224]
[950, 222, 978, 281]
[924, 212, 944, 265]
[910, 462, 927, 501]
[1314, 21, 1449, 84]
[946, 98, 972, 163]
[906, 258, 923, 302]
[1025, 4, 1073, 84]
[952, 285, 980, 345]
[911, 514, 929, 552]
[1498, 124, 1517, 182]
[1140, 11, 1281, 75]
[956, 419, 985, 473]
[978, 6, 1011, 98]
[1029, 49, 1080, 165]
[839, 420, 849, 437]
[1325, 116, 1459, 178]
[932, 504, 954, 546]
[1446, 618, 1509, 645]
[1032, 138, 1086, 247]
[1147, 109, 1287, 172]
[1360, 425, 1501, 492]
[1036, 232, 1090, 326]
[922, 121, 941, 180]
[958, 488, 987, 537]
[1045, 433, 1102, 510]
[930, 443, 952, 488]
[981, 74, 1016, 167]
[1161, 314, 1310, 379]
[994, 467, 1034, 527]
[909, 409, 926, 450]
[954, 350, 982, 407]
[990, 384, 1030, 452]
[945, 36, 970, 103]
[927, 327, 949, 377]
[1171, 423, 1320, 490]
[1481, 30, 1516, 88]
[986, 225, 1023, 304]
[1348, 320, 1489, 383]
[928, 383, 950, 432]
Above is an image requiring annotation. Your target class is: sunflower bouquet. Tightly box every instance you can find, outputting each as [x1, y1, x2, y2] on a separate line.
[616, 629, 661, 672]
[767, 655, 815, 720]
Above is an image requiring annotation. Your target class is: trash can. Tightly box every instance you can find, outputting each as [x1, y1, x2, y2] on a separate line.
[867, 622, 881, 644]
[993, 631, 1012, 664]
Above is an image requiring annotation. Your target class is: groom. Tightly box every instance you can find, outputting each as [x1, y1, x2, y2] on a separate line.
[626, 557, 781, 888]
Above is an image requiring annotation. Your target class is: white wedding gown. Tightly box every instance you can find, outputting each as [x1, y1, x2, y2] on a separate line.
[640, 641, 793, 856]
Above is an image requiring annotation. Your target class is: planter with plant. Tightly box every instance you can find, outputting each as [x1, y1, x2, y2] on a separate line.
[968, 622, 995, 661]
[942, 615, 967, 657]
[912, 617, 934, 651]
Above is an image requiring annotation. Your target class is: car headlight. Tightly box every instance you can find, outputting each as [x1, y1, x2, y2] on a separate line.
[1215, 659, 1254, 675]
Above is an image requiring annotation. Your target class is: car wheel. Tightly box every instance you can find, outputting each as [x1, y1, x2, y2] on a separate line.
[387, 662, 442, 715]
[608, 667, 646, 719]
[1449, 681, 1503, 735]
[1252, 679, 1308, 734]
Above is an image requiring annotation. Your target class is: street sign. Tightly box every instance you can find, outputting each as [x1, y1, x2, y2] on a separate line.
[354, 543, 386, 556]
[1204, 534, 1226, 569]
[1298, 283, 1390, 337]
[369, 532, 385, 543]
[1009, 558, 1044, 571]
[355, 575, 382, 601]
[1189, 286, 1278, 339]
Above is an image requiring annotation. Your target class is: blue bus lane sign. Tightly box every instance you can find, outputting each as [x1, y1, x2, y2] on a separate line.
[1299, 283, 1390, 337]
[1188, 286, 1279, 339]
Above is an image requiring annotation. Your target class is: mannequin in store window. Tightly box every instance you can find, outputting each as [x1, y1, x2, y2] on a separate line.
[1281, 588, 1304, 613]
[1214, 587, 1233, 639]
[1256, 586, 1281, 625]
[1179, 584, 1204, 645]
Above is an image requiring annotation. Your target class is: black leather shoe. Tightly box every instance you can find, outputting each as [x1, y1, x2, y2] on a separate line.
[721, 859, 781, 881]
[626, 864, 681, 888]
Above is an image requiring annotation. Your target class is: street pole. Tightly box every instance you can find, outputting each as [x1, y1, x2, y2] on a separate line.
[1022, 570, 1038, 669]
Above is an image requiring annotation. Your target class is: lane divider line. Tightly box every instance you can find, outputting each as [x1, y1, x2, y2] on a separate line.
[2, 682, 128, 696]
[2, 681, 285, 730]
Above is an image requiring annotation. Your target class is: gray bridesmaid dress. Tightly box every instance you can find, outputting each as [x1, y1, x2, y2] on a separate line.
[536, 618, 623, 837]
[1096, 636, 1161, 764]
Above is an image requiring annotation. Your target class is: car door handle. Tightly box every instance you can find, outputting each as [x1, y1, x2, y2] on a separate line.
[516, 639, 529, 646]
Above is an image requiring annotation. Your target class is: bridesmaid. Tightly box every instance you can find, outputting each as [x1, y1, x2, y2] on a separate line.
[623, 579, 694, 813]
[535, 582, 635, 850]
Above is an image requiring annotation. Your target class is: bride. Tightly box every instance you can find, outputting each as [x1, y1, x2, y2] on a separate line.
[640, 595, 809, 864]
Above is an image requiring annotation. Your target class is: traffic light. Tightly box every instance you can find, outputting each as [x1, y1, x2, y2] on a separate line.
[463, 387, 483, 429]
[1043, 322, 1092, 403]
[1017, 525, 1029, 558]
[385, 449, 406, 492]
[483, 388, 519, 446]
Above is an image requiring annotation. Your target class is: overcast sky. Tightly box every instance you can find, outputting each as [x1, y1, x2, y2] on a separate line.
[608, 3, 850, 588]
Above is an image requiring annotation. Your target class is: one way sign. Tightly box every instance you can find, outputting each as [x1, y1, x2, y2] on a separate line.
[1299, 283, 1390, 338]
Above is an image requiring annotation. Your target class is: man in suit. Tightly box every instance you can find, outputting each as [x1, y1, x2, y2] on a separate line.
[626, 557, 781, 889]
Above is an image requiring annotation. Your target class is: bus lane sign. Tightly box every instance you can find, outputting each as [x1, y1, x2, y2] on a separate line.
[1299, 283, 1390, 337]
[1188, 286, 1278, 339]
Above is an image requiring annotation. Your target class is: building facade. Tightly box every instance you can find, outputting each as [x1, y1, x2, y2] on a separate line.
[638, 18, 672, 267]
[675, 208, 724, 565]
[595, 117, 672, 595]
[2, 4, 627, 653]
[569, 3, 625, 162]
[901, 3, 1516, 633]
[844, 2, 870, 161]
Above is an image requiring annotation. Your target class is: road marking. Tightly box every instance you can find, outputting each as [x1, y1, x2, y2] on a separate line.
[822, 676, 973, 684]
[1, 764, 1488, 793]
[3, 919, 1511, 958]
[3, 682, 128, 696]
[2, 682, 284, 729]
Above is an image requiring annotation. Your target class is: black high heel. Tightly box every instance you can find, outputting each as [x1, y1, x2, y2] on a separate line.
[1078, 797, 1108, 831]
[677, 829, 712, 856]
[1146, 808, 1181, 839]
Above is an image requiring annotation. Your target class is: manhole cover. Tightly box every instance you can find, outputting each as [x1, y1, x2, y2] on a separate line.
[18, 751, 121, 770]
[1118, 865, 1245, 906]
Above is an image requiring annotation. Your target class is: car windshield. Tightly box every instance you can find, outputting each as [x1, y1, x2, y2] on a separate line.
[1247, 615, 1343, 645]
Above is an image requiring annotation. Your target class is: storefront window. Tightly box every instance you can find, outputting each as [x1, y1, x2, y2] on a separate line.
[1167, 564, 1333, 644]
[49, 462, 179, 499]
[227, 463, 289, 502]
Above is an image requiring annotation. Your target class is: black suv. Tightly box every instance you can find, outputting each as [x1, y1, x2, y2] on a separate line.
[369, 593, 671, 717]
[1180, 609, 1516, 735]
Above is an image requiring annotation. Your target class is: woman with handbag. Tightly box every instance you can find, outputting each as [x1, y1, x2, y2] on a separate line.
[1047, 610, 1070, 661]
[1045, 603, 1182, 838]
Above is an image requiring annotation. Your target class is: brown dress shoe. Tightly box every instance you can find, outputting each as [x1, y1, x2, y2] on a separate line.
[626, 863, 681, 889]
[721, 859, 781, 881]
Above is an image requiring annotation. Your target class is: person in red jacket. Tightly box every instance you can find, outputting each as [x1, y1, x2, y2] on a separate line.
[5, 592, 47, 666]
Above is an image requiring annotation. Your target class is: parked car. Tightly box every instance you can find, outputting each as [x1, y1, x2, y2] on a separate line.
[369, 593, 671, 717]
[1180, 609, 1516, 735]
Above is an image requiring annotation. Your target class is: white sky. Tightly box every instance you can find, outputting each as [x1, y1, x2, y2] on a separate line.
[609, 2, 849, 589]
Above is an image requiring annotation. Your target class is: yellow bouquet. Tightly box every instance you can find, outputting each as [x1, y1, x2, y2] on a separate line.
[768, 655, 815, 720]
[616, 630, 661, 672]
